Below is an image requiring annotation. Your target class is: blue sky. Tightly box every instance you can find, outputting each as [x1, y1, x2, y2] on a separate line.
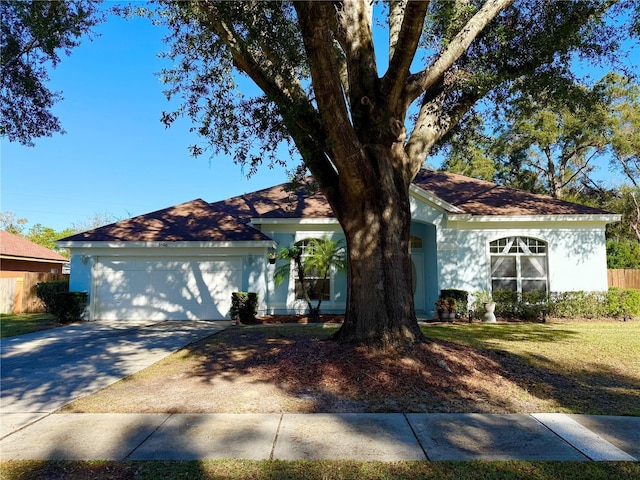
[1, 6, 638, 233]
[1, 12, 291, 232]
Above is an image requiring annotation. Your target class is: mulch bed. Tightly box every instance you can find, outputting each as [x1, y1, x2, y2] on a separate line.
[252, 314, 345, 324]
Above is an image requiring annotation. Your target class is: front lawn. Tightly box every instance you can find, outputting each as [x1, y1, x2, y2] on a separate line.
[0, 313, 60, 338]
[62, 321, 640, 416]
[422, 321, 640, 416]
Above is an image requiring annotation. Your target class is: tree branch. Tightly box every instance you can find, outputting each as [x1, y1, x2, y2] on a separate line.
[382, 1, 429, 113]
[404, 0, 515, 105]
[295, 2, 366, 185]
[405, 80, 480, 172]
[194, 1, 341, 203]
[334, 0, 378, 108]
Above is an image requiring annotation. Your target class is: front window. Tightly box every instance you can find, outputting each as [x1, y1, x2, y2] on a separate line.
[490, 237, 548, 295]
[294, 239, 330, 301]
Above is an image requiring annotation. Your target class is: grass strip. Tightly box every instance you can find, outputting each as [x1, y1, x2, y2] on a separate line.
[0, 313, 59, 338]
[2, 460, 639, 480]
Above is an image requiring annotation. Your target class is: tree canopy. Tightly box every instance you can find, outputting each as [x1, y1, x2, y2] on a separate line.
[0, 0, 103, 145]
[443, 73, 640, 199]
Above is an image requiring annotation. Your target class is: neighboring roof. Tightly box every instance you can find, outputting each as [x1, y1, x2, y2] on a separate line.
[59, 170, 614, 244]
[0, 230, 68, 263]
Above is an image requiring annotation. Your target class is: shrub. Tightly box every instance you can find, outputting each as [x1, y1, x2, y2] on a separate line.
[439, 289, 468, 316]
[605, 288, 640, 318]
[478, 288, 639, 321]
[52, 291, 88, 323]
[493, 290, 519, 318]
[230, 292, 258, 324]
[35, 281, 69, 313]
[547, 291, 608, 319]
[491, 290, 546, 321]
[35, 281, 87, 323]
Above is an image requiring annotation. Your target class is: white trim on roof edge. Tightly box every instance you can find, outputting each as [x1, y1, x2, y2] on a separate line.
[0, 254, 67, 263]
[409, 184, 465, 213]
[56, 240, 277, 249]
[250, 217, 340, 225]
[447, 213, 621, 223]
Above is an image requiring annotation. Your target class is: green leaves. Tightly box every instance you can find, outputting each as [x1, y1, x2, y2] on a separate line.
[0, 0, 104, 146]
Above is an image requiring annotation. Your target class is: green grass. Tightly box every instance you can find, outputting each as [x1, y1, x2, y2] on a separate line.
[0, 313, 59, 338]
[421, 321, 640, 415]
[1, 460, 639, 480]
[421, 322, 639, 372]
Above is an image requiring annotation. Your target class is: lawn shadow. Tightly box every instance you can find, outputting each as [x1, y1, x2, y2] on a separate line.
[180, 323, 639, 416]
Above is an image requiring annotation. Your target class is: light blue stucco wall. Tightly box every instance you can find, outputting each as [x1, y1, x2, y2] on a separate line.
[68, 254, 92, 293]
[436, 221, 611, 296]
[259, 229, 347, 314]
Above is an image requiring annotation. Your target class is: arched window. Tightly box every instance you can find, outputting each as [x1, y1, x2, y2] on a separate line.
[490, 237, 548, 294]
[294, 239, 330, 301]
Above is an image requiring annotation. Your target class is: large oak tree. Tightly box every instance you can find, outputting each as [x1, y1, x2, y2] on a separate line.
[154, 0, 637, 348]
[6, 1, 637, 348]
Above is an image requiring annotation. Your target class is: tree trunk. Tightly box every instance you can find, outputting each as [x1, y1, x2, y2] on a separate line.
[330, 158, 424, 349]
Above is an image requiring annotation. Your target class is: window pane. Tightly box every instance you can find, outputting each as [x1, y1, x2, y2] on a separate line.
[490, 238, 509, 253]
[410, 235, 423, 249]
[522, 280, 547, 293]
[492, 279, 517, 291]
[491, 257, 516, 277]
[521, 257, 547, 277]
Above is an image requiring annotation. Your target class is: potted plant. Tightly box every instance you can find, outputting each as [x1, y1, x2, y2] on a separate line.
[473, 291, 496, 323]
[435, 297, 456, 322]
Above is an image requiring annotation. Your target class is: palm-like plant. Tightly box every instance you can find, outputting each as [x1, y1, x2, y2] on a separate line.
[273, 236, 346, 321]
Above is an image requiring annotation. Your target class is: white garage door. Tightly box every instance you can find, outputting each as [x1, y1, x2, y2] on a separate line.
[93, 257, 242, 320]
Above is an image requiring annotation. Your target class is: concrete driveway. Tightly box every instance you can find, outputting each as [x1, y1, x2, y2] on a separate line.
[0, 319, 228, 437]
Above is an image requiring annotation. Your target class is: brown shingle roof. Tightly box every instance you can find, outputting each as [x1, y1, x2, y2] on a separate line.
[413, 170, 611, 216]
[0, 230, 68, 262]
[212, 183, 334, 219]
[60, 170, 613, 243]
[61, 199, 272, 242]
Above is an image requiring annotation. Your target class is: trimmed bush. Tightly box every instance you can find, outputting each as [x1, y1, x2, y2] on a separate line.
[52, 291, 88, 323]
[548, 291, 608, 319]
[439, 289, 468, 316]
[34, 281, 87, 323]
[230, 292, 258, 324]
[35, 281, 69, 313]
[485, 288, 640, 321]
[493, 290, 519, 319]
[606, 287, 640, 318]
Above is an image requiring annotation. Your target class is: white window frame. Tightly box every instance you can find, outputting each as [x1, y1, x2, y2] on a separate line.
[489, 236, 548, 295]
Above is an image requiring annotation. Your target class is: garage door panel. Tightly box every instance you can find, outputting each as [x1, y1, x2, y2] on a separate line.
[94, 257, 242, 320]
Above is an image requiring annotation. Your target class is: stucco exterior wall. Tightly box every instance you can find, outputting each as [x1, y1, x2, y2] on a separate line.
[258, 226, 347, 315]
[437, 220, 610, 295]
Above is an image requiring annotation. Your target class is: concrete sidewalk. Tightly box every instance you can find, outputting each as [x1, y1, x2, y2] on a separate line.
[0, 412, 638, 461]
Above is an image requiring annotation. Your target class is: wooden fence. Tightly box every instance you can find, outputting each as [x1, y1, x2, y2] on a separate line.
[608, 269, 640, 289]
[0, 278, 17, 314]
[1, 272, 66, 314]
